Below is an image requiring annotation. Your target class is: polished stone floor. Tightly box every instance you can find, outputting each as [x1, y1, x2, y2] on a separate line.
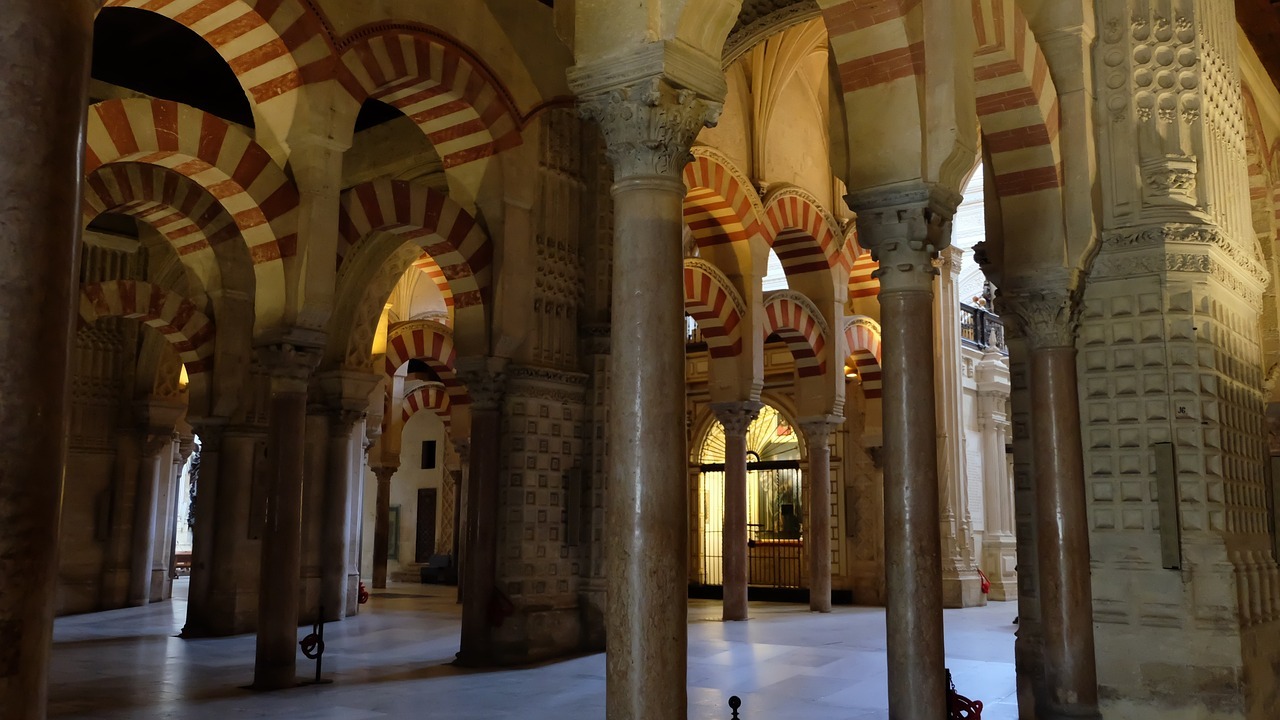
[49, 580, 1019, 719]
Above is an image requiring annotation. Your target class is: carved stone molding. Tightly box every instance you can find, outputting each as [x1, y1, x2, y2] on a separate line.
[1101, 223, 1270, 286]
[798, 415, 843, 448]
[505, 364, 589, 405]
[458, 359, 508, 412]
[846, 183, 961, 293]
[256, 343, 323, 394]
[997, 288, 1081, 351]
[724, 0, 821, 65]
[710, 400, 764, 437]
[578, 76, 722, 180]
[580, 323, 612, 356]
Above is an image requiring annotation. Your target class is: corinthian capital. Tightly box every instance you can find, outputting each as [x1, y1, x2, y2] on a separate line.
[846, 182, 960, 293]
[710, 401, 763, 437]
[997, 287, 1081, 351]
[579, 76, 722, 180]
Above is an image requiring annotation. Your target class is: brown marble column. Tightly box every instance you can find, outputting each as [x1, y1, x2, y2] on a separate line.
[184, 423, 224, 636]
[129, 431, 173, 607]
[456, 367, 505, 666]
[206, 427, 263, 635]
[253, 343, 321, 690]
[710, 401, 762, 621]
[847, 186, 957, 720]
[1002, 287, 1100, 720]
[371, 466, 396, 590]
[577, 76, 720, 720]
[0, 8, 94, 713]
[801, 417, 841, 613]
[321, 410, 364, 620]
[452, 438, 471, 605]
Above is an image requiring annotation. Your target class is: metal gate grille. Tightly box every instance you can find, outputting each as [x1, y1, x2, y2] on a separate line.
[697, 461, 803, 590]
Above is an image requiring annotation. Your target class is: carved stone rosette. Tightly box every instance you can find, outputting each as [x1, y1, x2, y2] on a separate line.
[578, 76, 723, 180]
[997, 288, 1082, 351]
[710, 401, 763, 438]
[846, 183, 960, 294]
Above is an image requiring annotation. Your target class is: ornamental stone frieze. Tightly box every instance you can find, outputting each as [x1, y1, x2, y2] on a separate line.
[577, 76, 722, 180]
[845, 182, 961, 293]
[504, 365, 589, 405]
[1093, 223, 1268, 309]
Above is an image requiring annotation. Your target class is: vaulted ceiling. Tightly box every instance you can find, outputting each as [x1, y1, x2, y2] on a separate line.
[1237, 0, 1280, 84]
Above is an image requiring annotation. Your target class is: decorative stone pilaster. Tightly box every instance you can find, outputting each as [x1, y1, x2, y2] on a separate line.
[999, 284, 1100, 720]
[845, 182, 959, 720]
[975, 352, 1017, 601]
[252, 342, 321, 690]
[799, 416, 842, 614]
[576, 69, 721, 720]
[710, 401, 763, 621]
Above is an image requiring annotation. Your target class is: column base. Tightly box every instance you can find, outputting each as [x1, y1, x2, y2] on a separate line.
[345, 573, 360, 617]
[941, 570, 986, 608]
[1039, 706, 1102, 720]
[250, 666, 297, 692]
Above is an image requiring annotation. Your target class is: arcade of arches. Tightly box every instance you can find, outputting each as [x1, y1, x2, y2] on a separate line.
[6, 1, 1280, 720]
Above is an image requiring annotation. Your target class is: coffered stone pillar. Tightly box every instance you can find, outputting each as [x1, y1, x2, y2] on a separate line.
[0, 8, 95, 714]
[800, 416, 842, 613]
[935, 247, 982, 608]
[846, 183, 958, 720]
[575, 71, 721, 720]
[456, 362, 506, 666]
[1001, 287, 1099, 720]
[184, 422, 224, 636]
[371, 466, 396, 590]
[710, 401, 762, 621]
[253, 342, 322, 690]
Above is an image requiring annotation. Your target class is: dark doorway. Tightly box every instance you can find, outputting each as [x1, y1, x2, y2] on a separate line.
[416, 488, 437, 564]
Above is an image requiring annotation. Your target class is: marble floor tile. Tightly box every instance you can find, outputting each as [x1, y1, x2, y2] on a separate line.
[48, 580, 1018, 719]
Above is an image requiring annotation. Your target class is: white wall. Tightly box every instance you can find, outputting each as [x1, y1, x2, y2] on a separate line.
[361, 411, 447, 579]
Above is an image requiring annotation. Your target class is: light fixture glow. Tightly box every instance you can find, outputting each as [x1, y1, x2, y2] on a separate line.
[178, 364, 190, 389]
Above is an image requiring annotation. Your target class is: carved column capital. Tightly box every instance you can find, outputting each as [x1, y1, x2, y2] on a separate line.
[256, 343, 322, 394]
[997, 287, 1082, 351]
[578, 76, 722, 181]
[710, 401, 763, 438]
[373, 467, 396, 485]
[458, 358, 508, 412]
[329, 409, 366, 438]
[846, 183, 960, 293]
[451, 437, 472, 462]
[798, 415, 844, 448]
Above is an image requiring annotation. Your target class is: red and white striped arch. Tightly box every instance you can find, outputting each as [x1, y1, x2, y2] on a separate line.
[403, 382, 452, 426]
[844, 316, 883, 399]
[683, 258, 747, 360]
[971, 0, 1061, 197]
[383, 320, 470, 404]
[338, 30, 522, 169]
[1242, 86, 1278, 243]
[762, 186, 846, 277]
[79, 281, 215, 373]
[339, 180, 491, 322]
[762, 290, 829, 378]
[412, 252, 455, 321]
[98, 0, 324, 146]
[848, 239, 880, 300]
[819, 0, 923, 96]
[683, 149, 765, 251]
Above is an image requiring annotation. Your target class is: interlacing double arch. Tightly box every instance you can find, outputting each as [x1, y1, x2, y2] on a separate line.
[382, 320, 471, 405]
[403, 382, 452, 427]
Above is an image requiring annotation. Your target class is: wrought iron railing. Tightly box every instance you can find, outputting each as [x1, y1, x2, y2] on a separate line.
[959, 303, 1006, 353]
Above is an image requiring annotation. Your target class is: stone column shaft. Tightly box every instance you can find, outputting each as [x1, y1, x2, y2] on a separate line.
[129, 434, 170, 607]
[253, 344, 320, 690]
[801, 418, 840, 613]
[0, 5, 94, 714]
[185, 426, 223, 636]
[457, 374, 504, 665]
[371, 467, 395, 590]
[848, 186, 957, 720]
[711, 402, 762, 621]
[577, 75, 720, 720]
[1003, 287, 1099, 720]
[322, 413, 362, 621]
[207, 429, 261, 635]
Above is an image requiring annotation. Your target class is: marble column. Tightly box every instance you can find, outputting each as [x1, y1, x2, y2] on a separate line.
[452, 438, 471, 605]
[322, 410, 364, 621]
[371, 466, 396, 590]
[577, 76, 720, 720]
[184, 423, 224, 636]
[846, 185, 957, 720]
[253, 343, 321, 690]
[456, 367, 505, 665]
[153, 432, 192, 603]
[129, 431, 172, 607]
[801, 417, 841, 613]
[1001, 288, 1100, 719]
[0, 7, 94, 713]
[935, 247, 982, 607]
[975, 351, 1017, 601]
[710, 401, 762, 622]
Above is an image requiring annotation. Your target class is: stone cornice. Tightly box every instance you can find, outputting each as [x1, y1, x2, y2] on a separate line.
[568, 40, 727, 104]
[1100, 223, 1269, 288]
[578, 75, 722, 180]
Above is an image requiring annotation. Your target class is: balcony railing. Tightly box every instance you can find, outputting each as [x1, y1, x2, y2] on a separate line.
[960, 303, 1006, 353]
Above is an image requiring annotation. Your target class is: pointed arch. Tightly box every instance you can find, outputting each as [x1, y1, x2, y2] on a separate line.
[971, 0, 1062, 197]
[98, 0, 325, 146]
[844, 315, 883, 398]
[383, 320, 470, 405]
[683, 258, 747, 360]
[338, 29, 522, 169]
[762, 184, 846, 277]
[762, 290, 829, 378]
[403, 382, 452, 426]
[85, 98, 296, 333]
[79, 281, 215, 373]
